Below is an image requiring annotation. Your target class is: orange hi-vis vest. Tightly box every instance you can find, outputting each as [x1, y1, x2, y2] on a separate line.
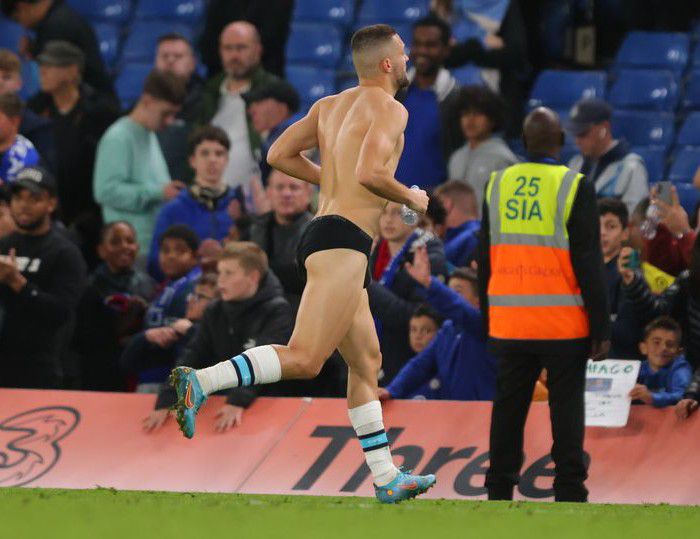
[485, 162, 590, 341]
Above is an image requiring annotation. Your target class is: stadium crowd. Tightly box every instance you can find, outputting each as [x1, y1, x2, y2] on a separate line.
[1, 0, 700, 431]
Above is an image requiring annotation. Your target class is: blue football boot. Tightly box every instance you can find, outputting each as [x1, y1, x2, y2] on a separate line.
[374, 469, 436, 504]
[169, 367, 207, 439]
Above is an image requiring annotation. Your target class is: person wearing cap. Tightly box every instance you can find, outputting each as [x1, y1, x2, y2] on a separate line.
[27, 41, 119, 264]
[0, 165, 86, 389]
[246, 79, 300, 185]
[566, 98, 649, 215]
[0, 93, 40, 185]
[1, 0, 114, 96]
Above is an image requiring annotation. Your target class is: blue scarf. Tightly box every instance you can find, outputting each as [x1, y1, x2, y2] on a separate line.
[145, 266, 202, 328]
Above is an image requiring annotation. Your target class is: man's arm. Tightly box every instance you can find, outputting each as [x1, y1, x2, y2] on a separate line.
[267, 101, 322, 185]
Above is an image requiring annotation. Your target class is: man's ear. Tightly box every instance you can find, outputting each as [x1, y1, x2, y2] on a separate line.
[639, 341, 648, 356]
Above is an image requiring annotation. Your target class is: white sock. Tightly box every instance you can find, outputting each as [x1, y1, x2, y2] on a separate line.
[348, 400, 399, 487]
[195, 345, 282, 395]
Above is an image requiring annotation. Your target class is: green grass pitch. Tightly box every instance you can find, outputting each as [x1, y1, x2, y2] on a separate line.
[1, 488, 699, 539]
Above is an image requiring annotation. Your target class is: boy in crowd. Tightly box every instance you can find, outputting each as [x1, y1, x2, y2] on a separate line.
[0, 93, 40, 184]
[630, 316, 692, 408]
[409, 305, 442, 354]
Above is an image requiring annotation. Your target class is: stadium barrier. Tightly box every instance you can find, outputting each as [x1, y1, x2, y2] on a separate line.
[0, 389, 698, 504]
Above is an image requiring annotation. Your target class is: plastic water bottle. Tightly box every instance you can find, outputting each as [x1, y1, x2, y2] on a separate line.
[401, 185, 420, 225]
[641, 202, 661, 240]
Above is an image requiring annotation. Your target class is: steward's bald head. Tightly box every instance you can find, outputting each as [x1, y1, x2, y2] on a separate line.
[523, 107, 564, 158]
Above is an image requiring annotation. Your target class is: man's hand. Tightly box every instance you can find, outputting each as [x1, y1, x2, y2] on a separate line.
[484, 34, 504, 49]
[590, 340, 610, 362]
[407, 188, 429, 214]
[214, 404, 244, 432]
[144, 327, 180, 348]
[142, 409, 172, 432]
[617, 246, 636, 286]
[404, 245, 431, 288]
[654, 185, 692, 237]
[377, 387, 392, 401]
[171, 318, 193, 335]
[163, 180, 186, 201]
[629, 384, 654, 404]
[675, 398, 699, 419]
[0, 249, 26, 292]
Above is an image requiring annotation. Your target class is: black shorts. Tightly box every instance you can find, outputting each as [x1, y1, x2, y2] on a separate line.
[296, 214, 373, 288]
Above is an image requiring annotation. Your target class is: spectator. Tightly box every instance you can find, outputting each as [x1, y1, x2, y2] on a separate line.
[120, 225, 202, 392]
[381, 253, 497, 401]
[72, 221, 154, 391]
[447, 85, 518, 210]
[434, 180, 481, 268]
[368, 202, 448, 383]
[566, 98, 649, 214]
[1, 0, 114, 96]
[94, 70, 187, 258]
[409, 304, 442, 354]
[143, 242, 293, 433]
[148, 126, 244, 280]
[245, 79, 300, 184]
[629, 316, 692, 408]
[249, 169, 313, 312]
[395, 15, 462, 189]
[0, 93, 39, 184]
[154, 33, 205, 183]
[619, 234, 700, 371]
[0, 48, 53, 165]
[197, 21, 279, 192]
[0, 165, 86, 388]
[598, 198, 642, 358]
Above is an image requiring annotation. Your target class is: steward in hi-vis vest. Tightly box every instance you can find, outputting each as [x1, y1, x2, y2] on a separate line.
[476, 107, 610, 504]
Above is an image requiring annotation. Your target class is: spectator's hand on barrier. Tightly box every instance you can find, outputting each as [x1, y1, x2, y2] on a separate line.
[144, 327, 179, 348]
[214, 404, 244, 432]
[617, 247, 636, 285]
[377, 388, 392, 401]
[407, 188, 429, 214]
[404, 245, 431, 288]
[163, 180, 186, 201]
[654, 186, 692, 237]
[675, 398, 699, 419]
[629, 384, 653, 404]
[590, 339, 610, 362]
[142, 409, 172, 432]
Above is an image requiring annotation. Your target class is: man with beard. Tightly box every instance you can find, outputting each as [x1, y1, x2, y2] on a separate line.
[196, 21, 279, 194]
[395, 15, 462, 190]
[0, 165, 86, 389]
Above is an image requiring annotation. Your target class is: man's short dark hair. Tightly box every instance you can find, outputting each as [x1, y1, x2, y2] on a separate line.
[351, 24, 398, 54]
[188, 125, 231, 155]
[434, 180, 478, 215]
[413, 15, 452, 46]
[157, 32, 192, 48]
[0, 93, 23, 118]
[643, 315, 682, 341]
[143, 69, 187, 106]
[159, 224, 200, 252]
[411, 304, 444, 327]
[598, 197, 629, 229]
[455, 85, 506, 133]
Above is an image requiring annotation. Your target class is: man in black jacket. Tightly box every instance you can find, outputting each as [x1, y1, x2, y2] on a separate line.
[144, 242, 293, 432]
[0, 165, 86, 388]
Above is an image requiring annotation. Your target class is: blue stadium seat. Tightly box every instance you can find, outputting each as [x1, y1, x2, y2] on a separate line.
[682, 70, 700, 111]
[450, 65, 483, 86]
[286, 65, 336, 107]
[93, 23, 121, 68]
[560, 144, 579, 165]
[528, 70, 606, 110]
[67, 0, 133, 24]
[339, 49, 354, 72]
[286, 23, 343, 68]
[134, 0, 204, 23]
[608, 69, 679, 111]
[18, 61, 40, 101]
[0, 20, 25, 52]
[612, 111, 675, 150]
[337, 74, 358, 92]
[669, 147, 700, 184]
[631, 146, 666, 184]
[115, 63, 151, 109]
[357, 0, 429, 24]
[293, 0, 355, 28]
[121, 22, 194, 63]
[614, 32, 689, 74]
[676, 112, 700, 147]
[675, 183, 700, 216]
[692, 44, 700, 68]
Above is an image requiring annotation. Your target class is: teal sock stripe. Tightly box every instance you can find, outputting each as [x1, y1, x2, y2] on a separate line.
[358, 430, 389, 452]
[230, 354, 254, 387]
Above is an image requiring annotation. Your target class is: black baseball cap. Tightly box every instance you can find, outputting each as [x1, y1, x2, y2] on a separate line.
[9, 166, 57, 196]
[566, 98, 612, 136]
[37, 40, 86, 71]
[244, 81, 300, 113]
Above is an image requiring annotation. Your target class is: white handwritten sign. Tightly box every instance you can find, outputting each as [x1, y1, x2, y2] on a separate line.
[585, 359, 641, 427]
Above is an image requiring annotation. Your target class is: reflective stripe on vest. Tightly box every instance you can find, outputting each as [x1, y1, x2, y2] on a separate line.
[486, 163, 589, 340]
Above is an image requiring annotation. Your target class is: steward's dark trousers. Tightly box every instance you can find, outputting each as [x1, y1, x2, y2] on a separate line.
[485, 352, 589, 502]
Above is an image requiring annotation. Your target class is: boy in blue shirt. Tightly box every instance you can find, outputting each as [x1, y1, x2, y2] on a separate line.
[629, 316, 692, 408]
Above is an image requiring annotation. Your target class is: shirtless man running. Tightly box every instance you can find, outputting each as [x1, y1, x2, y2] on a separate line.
[170, 25, 434, 503]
